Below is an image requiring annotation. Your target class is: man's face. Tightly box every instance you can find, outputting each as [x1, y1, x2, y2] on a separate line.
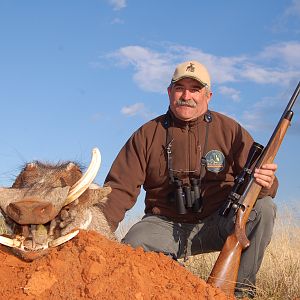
[168, 78, 212, 121]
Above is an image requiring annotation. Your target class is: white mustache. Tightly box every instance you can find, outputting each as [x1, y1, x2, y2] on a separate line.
[176, 99, 197, 108]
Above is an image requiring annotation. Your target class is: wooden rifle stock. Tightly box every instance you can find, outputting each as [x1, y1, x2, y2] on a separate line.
[207, 81, 300, 296]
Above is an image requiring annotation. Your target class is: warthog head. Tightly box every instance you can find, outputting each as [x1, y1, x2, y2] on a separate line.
[0, 148, 112, 261]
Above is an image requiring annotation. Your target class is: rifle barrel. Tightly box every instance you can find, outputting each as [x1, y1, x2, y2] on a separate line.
[284, 81, 300, 115]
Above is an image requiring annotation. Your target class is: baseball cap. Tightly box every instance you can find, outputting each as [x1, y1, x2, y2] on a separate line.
[171, 61, 211, 88]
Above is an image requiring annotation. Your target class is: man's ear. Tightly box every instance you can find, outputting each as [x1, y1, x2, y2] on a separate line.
[206, 91, 213, 104]
[167, 86, 171, 97]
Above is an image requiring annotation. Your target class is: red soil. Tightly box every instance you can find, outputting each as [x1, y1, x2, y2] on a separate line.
[0, 231, 233, 300]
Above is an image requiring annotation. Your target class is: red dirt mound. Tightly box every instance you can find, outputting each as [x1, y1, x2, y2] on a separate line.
[0, 231, 232, 300]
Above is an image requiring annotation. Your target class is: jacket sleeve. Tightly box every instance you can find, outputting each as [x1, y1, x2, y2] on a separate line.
[233, 124, 278, 199]
[102, 128, 147, 231]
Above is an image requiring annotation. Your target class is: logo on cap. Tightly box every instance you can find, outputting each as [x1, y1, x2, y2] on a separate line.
[186, 63, 195, 73]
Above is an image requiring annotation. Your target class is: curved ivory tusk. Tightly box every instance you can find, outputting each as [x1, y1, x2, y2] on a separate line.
[0, 235, 22, 248]
[64, 148, 101, 206]
[48, 229, 79, 248]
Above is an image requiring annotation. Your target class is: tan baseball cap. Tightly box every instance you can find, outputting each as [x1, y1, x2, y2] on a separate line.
[171, 61, 211, 88]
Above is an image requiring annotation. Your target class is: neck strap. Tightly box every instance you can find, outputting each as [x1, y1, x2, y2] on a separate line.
[165, 111, 212, 184]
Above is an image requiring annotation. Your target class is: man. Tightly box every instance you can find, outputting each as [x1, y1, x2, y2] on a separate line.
[103, 61, 278, 297]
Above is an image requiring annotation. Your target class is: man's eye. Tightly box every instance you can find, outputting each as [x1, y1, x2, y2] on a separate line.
[175, 86, 184, 91]
[191, 88, 200, 93]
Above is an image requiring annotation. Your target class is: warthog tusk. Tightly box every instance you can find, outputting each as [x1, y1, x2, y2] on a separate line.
[0, 236, 22, 248]
[0, 230, 79, 251]
[48, 229, 79, 248]
[64, 148, 101, 206]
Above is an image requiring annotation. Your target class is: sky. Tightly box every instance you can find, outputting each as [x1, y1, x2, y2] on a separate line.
[0, 0, 300, 222]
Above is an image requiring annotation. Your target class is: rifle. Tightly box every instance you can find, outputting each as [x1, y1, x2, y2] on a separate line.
[207, 81, 300, 296]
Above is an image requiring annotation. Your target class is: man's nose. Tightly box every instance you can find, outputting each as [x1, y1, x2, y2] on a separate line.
[181, 89, 191, 100]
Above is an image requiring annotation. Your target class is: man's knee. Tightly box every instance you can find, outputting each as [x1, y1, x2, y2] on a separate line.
[121, 222, 148, 249]
[254, 196, 277, 223]
[247, 196, 276, 240]
[121, 215, 177, 254]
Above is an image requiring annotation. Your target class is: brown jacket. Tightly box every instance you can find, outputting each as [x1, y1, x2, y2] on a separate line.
[104, 110, 278, 231]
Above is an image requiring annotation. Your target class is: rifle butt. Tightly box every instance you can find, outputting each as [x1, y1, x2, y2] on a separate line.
[207, 234, 242, 296]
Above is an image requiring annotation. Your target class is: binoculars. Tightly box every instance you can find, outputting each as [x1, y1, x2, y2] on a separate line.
[172, 178, 203, 214]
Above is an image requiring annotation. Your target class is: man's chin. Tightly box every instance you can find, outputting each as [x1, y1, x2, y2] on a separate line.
[175, 109, 197, 121]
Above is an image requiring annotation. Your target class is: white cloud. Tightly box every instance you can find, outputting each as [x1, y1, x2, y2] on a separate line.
[240, 63, 293, 85]
[121, 103, 144, 116]
[259, 41, 300, 68]
[218, 86, 241, 102]
[107, 42, 300, 93]
[108, 0, 126, 10]
[241, 110, 264, 131]
[110, 46, 174, 93]
[240, 91, 296, 132]
[121, 102, 155, 119]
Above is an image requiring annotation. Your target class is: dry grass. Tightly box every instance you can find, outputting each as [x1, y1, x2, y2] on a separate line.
[254, 210, 300, 299]
[183, 209, 300, 299]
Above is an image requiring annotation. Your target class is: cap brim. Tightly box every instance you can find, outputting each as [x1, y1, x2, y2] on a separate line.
[171, 75, 208, 87]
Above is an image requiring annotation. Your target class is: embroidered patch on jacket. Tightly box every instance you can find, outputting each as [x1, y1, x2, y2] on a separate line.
[205, 150, 225, 173]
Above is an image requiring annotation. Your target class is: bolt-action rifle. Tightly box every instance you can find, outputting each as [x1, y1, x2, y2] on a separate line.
[207, 81, 300, 296]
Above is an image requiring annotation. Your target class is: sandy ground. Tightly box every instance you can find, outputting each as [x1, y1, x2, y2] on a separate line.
[0, 230, 233, 300]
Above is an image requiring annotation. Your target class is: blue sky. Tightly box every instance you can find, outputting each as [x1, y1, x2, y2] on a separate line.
[0, 1, 299, 221]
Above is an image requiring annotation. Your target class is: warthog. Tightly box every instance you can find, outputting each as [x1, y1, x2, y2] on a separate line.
[0, 148, 114, 261]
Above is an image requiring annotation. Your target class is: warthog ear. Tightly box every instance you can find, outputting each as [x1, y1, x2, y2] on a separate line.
[64, 148, 101, 206]
[87, 185, 112, 204]
[66, 162, 76, 171]
[26, 162, 37, 170]
[66, 185, 111, 211]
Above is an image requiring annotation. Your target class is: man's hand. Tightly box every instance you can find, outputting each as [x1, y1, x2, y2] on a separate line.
[253, 163, 277, 189]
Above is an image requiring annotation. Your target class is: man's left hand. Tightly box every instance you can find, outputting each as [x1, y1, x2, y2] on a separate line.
[254, 163, 277, 189]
